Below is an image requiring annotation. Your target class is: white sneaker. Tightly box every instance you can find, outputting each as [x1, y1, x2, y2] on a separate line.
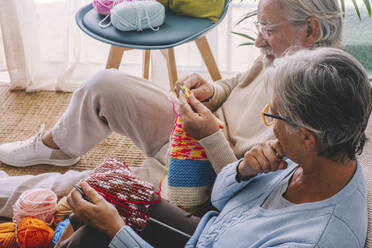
[0, 127, 80, 167]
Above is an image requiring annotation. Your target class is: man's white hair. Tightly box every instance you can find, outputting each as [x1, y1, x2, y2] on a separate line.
[280, 0, 343, 48]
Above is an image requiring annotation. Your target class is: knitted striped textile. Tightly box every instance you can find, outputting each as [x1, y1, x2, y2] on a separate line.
[167, 113, 223, 214]
[83, 158, 159, 231]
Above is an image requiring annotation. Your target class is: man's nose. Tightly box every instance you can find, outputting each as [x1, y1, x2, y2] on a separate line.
[255, 32, 268, 48]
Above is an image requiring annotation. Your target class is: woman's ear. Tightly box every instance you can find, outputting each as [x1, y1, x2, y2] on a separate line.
[303, 17, 320, 47]
[300, 127, 317, 151]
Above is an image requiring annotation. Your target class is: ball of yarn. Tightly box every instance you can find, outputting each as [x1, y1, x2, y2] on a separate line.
[16, 217, 54, 248]
[93, 0, 126, 15]
[52, 218, 70, 248]
[13, 188, 57, 226]
[111, 0, 165, 31]
[53, 196, 72, 226]
[0, 222, 17, 248]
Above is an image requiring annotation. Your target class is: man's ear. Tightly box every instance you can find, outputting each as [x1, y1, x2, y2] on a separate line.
[300, 127, 317, 151]
[303, 17, 320, 47]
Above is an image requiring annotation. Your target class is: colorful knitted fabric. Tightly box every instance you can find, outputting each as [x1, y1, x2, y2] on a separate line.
[167, 87, 223, 213]
[83, 158, 160, 231]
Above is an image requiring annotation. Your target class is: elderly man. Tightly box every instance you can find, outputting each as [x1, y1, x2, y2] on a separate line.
[62, 48, 372, 248]
[0, 0, 342, 216]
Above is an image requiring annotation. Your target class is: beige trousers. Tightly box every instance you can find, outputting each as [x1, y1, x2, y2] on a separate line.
[52, 69, 176, 187]
[0, 69, 176, 218]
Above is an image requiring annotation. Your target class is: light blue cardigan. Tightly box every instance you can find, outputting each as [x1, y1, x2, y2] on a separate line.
[109, 160, 367, 248]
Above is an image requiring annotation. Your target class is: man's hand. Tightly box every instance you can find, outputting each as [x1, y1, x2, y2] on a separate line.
[67, 182, 125, 239]
[175, 73, 214, 102]
[238, 140, 288, 177]
[178, 93, 219, 140]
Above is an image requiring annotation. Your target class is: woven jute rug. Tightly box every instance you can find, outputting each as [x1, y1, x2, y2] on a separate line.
[0, 85, 145, 177]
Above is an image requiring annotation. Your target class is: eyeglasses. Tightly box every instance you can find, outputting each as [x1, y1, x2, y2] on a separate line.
[254, 21, 289, 39]
[261, 104, 288, 126]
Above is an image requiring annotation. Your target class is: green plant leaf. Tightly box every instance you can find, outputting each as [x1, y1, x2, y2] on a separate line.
[340, 0, 345, 18]
[363, 0, 372, 17]
[239, 42, 255, 46]
[352, 0, 362, 20]
[232, 31, 256, 41]
[236, 10, 257, 26]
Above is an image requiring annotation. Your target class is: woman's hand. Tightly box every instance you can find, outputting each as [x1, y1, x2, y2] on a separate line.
[67, 182, 125, 239]
[178, 93, 219, 140]
[175, 73, 214, 102]
[238, 140, 288, 177]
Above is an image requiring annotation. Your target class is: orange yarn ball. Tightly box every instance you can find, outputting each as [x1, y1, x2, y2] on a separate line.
[16, 217, 54, 248]
[0, 222, 17, 248]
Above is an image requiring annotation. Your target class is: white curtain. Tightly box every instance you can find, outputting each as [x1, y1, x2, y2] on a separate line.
[0, 0, 259, 92]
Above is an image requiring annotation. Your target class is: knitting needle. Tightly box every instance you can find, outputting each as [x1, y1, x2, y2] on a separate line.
[176, 84, 187, 96]
[149, 217, 192, 238]
[72, 184, 91, 202]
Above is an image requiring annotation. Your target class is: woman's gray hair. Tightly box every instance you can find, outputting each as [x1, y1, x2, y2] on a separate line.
[280, 0, 343, 48]
[268, 48, 372, 161]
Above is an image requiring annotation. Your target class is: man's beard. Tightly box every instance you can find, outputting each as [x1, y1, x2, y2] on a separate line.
[260, 38, 303, 65]
[260, 47, 275, 57]
[260, 47, 276, 65]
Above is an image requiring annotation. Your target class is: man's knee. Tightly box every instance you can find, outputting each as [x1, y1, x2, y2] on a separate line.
[80, 69, 134, 100]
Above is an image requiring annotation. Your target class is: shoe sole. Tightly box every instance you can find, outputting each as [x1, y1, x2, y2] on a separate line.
[0, 157, 80, 167]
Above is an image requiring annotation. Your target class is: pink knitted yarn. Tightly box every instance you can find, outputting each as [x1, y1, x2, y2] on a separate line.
[13, 188, 57, 226]
[92, 0, 126, 15]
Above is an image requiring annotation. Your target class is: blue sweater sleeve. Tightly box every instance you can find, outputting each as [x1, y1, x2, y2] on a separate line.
[109, 226, 154, 248]
[211, 160, 254, 210]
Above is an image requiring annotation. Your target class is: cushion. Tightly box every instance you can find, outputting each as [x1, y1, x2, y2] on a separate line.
[158, 0, 225, 23]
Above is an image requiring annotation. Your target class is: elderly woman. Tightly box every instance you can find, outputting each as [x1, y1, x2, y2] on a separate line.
[62, 48, 372, 248]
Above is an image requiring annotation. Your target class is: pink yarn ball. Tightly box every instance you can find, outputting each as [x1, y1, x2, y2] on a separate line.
[93, 0, 126, 15]
[13, 188, 57, 226]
